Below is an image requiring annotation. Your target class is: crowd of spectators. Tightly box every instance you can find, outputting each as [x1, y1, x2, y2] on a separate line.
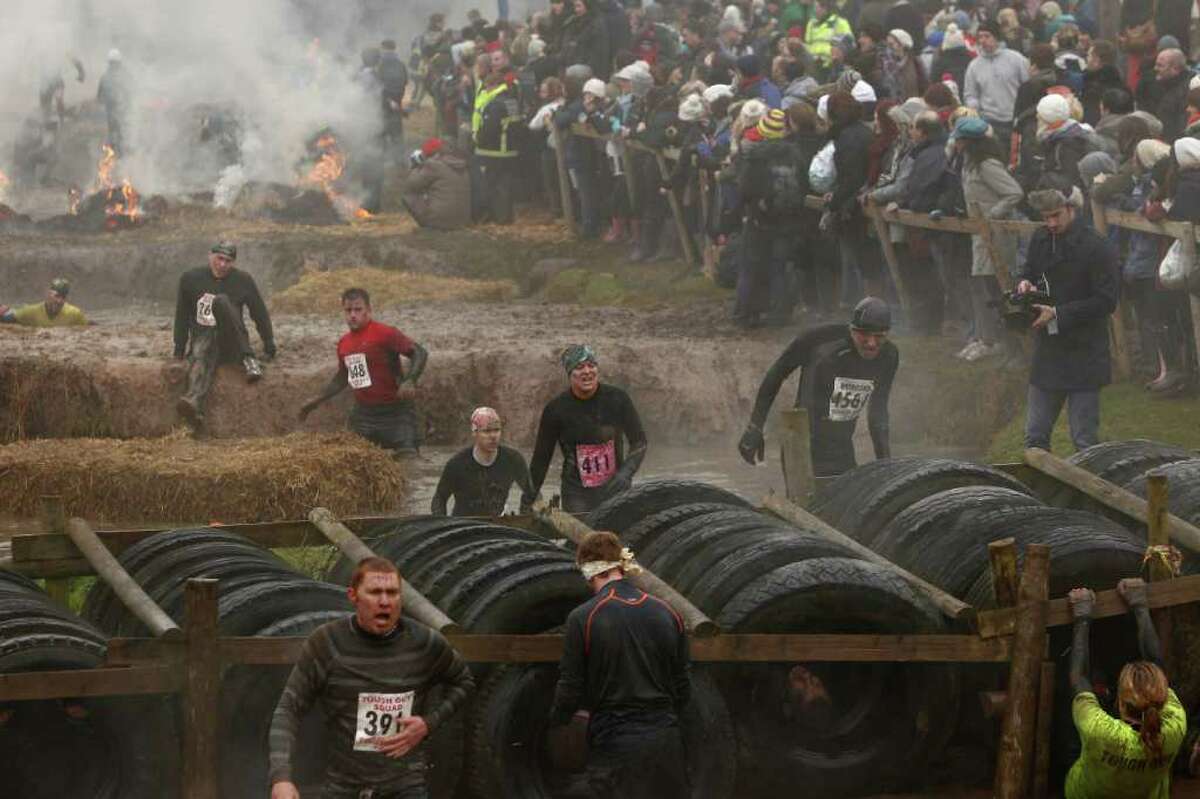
[403, 0, 1198, 393]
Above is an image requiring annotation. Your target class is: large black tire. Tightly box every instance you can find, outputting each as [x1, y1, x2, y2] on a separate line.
[586, 479, 750, 536]
[616, 502, 747, 555]
[453, 561, 590, 633]
[1126, 459, 1200, 526]
[713, 557, 959, 797]
[1068, 440, 1197, 488]
[0, 576, 178, 799]
[637, 508, 792, 571]
[871, 486, 1046, 566]
[813, 458, 1032, 547]
[463, 664, 736, 799]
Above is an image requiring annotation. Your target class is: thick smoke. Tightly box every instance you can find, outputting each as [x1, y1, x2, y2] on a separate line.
[0, 0, 503, 198]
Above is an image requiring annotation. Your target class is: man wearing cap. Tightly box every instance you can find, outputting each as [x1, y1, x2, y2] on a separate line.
[173, 241, 275, 426]
[739, 297, 899, 477]
[299, 287, 428, 454]
[431, 407, 539, 516]
[401, 138, 470, 230]
[1017, 189, 1119, 452]
[964, 21, 1030, 149]
[548, 530, 691, 799]
[0, 278, 87, 327]
[529, 346, 648, 514]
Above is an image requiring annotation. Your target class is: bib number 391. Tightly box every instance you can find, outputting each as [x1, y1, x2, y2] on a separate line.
[195, 293, 217, 327]
[828, 377, 874, 422]
[576, 441, 617, 488]
[354, 691, 414, 751]
[344, 353, 372, 390]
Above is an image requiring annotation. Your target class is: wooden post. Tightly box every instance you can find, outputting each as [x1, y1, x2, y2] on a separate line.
[308, 508, 460, 634]
[1032, 660, 1056, 799]
[1146, 473, 1174, 661]
[970, 202, 1013, 292]
[66, 518, 182, 639]
[778, 408, 814, 506]
[622, 147, 639, 222]
[551, 126, 576, 234]
[181, 579, 220, 799]
[654, 152, 700, 267]
[762, 493, 975, 623]
[39, 496, 70, 606]
[1180, 224, 1200, 382]
[531, 500, 719, 636]
[994, 543, 1051, 799]
[867, 204, 914, 313]
[988, 538, 1019, 609]
[1092, 199, 1132, 380]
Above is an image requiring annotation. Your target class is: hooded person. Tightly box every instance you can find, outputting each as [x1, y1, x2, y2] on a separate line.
[401, 138, 471, 230]
[430, 406, 539, 516]
[529, 345, 648, 513]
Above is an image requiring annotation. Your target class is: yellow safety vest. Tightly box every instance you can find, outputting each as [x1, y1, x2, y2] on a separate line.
[473, 83, 521, 158]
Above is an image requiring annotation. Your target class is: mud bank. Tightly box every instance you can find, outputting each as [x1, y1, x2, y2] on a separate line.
[1, 305, 1025, 453]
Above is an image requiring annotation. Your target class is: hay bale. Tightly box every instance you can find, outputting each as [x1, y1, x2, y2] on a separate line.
[0, 432, 406, 524]
[271, 265, 517, 315]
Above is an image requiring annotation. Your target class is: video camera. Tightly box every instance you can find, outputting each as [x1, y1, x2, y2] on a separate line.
[996, 288, 1054, 330]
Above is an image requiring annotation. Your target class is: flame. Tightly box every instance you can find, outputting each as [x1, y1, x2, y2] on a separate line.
[68, 187, 82, 215]
[0, 169, 9, 200]
[302, 133, 373, 221]
[93, 144, 142, 228]
[95, 144, 117, 191]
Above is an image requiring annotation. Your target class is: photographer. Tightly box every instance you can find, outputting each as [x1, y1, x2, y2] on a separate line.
[401, 138, 470, 231]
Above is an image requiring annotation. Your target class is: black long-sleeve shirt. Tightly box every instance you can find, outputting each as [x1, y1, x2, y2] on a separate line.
[430, 445, 538, 517]
[269, 616, 474, 791]
[173, 265, 275, 358]
[749, 323, 898, 477]
[550, 579, 690, 742]
[529, 383, 647, 498]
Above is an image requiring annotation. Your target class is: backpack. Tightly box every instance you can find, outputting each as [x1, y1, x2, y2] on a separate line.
[742, 141, 811, 218]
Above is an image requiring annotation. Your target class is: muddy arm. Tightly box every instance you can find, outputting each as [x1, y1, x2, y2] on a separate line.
[299, 369, 348, 420]
[405, 342, 428, 384]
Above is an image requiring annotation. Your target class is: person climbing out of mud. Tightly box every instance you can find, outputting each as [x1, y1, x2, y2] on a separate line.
[268, 556, 474, 799]
[548, 531, 691, 799]
[298, 287, 428, 454]
[529, 345, 648, 514]
[738, 297, 898, 477]
[0, 277, 87, 327]
[173, 240, 274, 427]
[430, 406, 539, 517]
[1064, 578, 1188, 798]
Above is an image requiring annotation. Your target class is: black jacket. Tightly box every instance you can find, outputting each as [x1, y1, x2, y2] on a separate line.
[173, 266, 274, 358]
[1150, 71, 1192, 143]
[1081, 65, 1123, 126]
[1019, 215, 1120, 391]
[1166, 168, 1200, 223]
[930, 47, 972, 95]
[829, 120, 873, 218]
[550, 578, 690, 740]
[560, 11, 610, 79]
[430, 445, 537, 516]
[904, 133, 948, 213]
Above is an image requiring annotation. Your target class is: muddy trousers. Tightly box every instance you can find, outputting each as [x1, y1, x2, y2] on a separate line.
[183, 295, 255, 408]
[1023, 385, 1100, 452]
[350, 400, 422, 451]
[586, 724, 689, 799]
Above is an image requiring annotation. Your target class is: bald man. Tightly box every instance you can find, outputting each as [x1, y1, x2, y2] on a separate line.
[430, 407, 539, 516]
[1148, 48, 1190, 141]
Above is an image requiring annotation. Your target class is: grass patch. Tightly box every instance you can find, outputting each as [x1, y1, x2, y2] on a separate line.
[272, 265, 517, 314]
[987, 382, 1200, 462]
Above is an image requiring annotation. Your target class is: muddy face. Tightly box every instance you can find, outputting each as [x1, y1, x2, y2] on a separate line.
[569, 360, 599, 398]
[343, 297, 372, 331]
[44, 290, 67, 317]
[473, 424, 502, 457]
[349, 571, 402, 634]
[208, 252, 234, 279]
[850, 329, 886, 360]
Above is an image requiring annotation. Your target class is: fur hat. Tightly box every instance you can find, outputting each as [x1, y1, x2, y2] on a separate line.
[678, 93, 707, 122]
[942, 23, 966, 51]
[888, 28, 913, 51]
[1036, 94, 1071, 125]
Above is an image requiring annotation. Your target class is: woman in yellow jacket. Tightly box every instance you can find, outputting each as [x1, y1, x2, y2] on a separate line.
[1064, 578, 1187, 798]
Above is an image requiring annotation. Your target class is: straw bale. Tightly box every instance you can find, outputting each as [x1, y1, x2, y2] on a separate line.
[0, 432, 406, 524]
[476, 217, 572, 244]
[271, 266, 517, 315]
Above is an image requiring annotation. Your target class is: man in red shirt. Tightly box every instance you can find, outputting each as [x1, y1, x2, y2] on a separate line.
[299, 287, 428, 453]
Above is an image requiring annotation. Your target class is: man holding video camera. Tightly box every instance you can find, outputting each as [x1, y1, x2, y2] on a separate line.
[1017, 188, 1120, 453]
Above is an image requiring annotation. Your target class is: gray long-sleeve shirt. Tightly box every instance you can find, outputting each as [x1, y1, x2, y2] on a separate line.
[964, 48, 1029, 126]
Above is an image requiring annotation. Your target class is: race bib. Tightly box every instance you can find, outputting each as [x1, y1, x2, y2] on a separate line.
[828, 377, 874, 422]
[353, 691, 414, 752]
[576, 441, 617, 488]
[195, 293, 216, 327]
[344, 353, 372, 390]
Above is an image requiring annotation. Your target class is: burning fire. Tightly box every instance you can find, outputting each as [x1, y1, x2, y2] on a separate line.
[68, 186, 82, 215]
[303, 133, 373, 220]
[0, 169, 9, 201]
[93, 144, 141, 228]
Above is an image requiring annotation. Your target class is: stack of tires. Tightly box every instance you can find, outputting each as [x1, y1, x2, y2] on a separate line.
[326, 515, 738, 799]
[0, 568, 175, 798]
[1067, 439, 1200, 529]
[586, 480, 960, 798]
[813, 457, 1150, 782]
[81, 528, 368, 799]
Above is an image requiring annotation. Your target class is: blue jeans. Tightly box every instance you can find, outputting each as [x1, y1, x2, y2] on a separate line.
[1023, 385, 1100, 452]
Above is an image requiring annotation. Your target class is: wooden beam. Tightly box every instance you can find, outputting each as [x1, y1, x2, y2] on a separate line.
[1146, 474, 1174, 663]
[654, 152, 700, 267]
[181, 580, 220, 799]
[762, 493, 976, 624]
[551, 125, 577, 234]
[1092, 198, 1132, 380]
[989, 538, 1019, 610]
[995, 543, 1050, 799]
[66, 518, 182, 640]
[778, 408, 814, 505]
[1032, 661, 1056, 799]
[39, 495, 70, 606]
[309, 507, 460, 635]
[0, 664, 179, 701]
[970, 201, 1013, 292]
[532, 500, 719, 637]
[1023, 448, 1200, 554]
[976, 572, 1200, 638]
[867, 200, 915, 312]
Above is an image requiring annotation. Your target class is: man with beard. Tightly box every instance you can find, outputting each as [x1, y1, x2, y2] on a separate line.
[739, 297, 898, 477]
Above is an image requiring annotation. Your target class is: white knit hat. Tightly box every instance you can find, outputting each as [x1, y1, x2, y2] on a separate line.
[1036, 94, 1071, 125]
[851, 80, 877, 104]
[678, 93, 707, 122]
[942, 23, 965, 51]
[582, 78, 608, 98]
[702, 84, 734, 104]
[1135, 139, 1172, 170]
[888, 28, 913, 51]
[1174, 138, 1200, 170]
